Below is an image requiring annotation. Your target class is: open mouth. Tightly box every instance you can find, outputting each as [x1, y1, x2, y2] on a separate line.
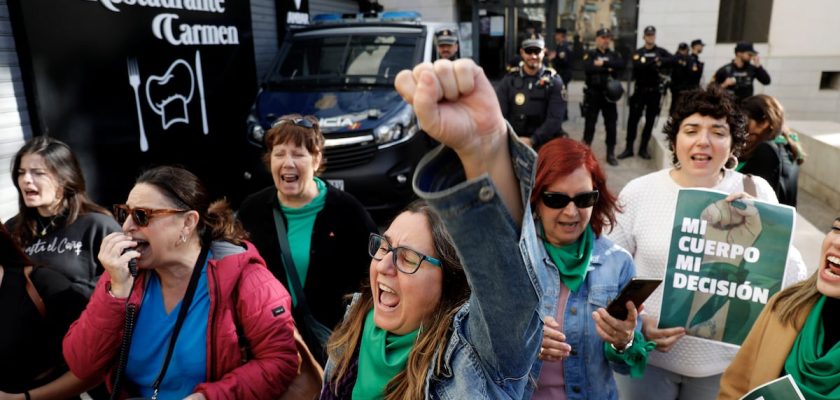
[690, 154, 712, 162]
[133, 239, 150, 255]
[24, 189, 39, 197]
[826, 255, 840, 278]
[280, 174, 299, 183]
[378, 282, 400, 310]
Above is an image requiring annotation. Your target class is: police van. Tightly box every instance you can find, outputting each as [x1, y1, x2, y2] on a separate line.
[246, 11, 451, 220]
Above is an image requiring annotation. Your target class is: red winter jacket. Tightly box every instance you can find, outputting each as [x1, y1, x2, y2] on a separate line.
[63, 241, 299, 399]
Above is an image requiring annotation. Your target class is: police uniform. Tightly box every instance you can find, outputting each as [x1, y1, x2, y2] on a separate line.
[582, 28, 624, 164]
[670, 40, 705, 115]
[552, 38, 573, 88]
[620, 26, 672, 160]
[713, 42, 770, 102]
[496, 35, 567, 150]
[435, 29, 459, 61]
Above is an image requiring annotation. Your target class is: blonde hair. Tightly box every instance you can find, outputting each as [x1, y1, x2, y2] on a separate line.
[771, 272, 820, 328]
[325, 201, 469, 399]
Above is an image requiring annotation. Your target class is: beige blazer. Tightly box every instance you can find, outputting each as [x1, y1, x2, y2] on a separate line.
[717, 294, 813, 399]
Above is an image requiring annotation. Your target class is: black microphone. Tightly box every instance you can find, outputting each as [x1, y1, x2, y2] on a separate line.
[128, 258, 138, 278]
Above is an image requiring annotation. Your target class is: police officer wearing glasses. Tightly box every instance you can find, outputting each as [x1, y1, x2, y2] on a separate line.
[712, 42, 770, 103]
[619, 25, 672, 160]
[582, 28, 624, 166]
[496, 33, 567, 150]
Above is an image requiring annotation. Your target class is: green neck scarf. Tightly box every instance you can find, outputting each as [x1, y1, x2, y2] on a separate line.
[541, 224, 594, 292]
[353, 309, 419, 399]
[784, 296, 840, 400]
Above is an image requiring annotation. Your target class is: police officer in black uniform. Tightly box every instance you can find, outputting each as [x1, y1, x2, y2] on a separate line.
[582, 28, 624, 165]
[496, 34, 567, 150]
[712, 42, 770, 102]
[548, 27, 573, 89]
[670, 39, 705, 115]
[618, 25, 672, 160]
[435, 28, 459, 61]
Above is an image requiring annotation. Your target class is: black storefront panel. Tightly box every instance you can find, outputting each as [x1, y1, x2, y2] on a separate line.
[9, 0, 259, 207]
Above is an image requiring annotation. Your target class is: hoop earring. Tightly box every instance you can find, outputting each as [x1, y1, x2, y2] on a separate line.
[673, 160, 681, 170]
[724, 155, 738, 170]
[179, 234, 187, 244]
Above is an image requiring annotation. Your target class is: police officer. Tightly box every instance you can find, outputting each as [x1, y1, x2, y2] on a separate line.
[435, 28, 459, 61]
[582, 28, 624, 165]
[496, 33, 567, 150]
[712, 41, 770, 102]
[670, 39, 705, 115]
[548, 27, 573, 88]
[618, 25, 672, 160]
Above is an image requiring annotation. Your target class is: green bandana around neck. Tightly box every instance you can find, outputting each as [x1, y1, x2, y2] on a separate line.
[541, 224, 594, 292]
[784, 296, 840, 400]
[352, 309, 419, 399]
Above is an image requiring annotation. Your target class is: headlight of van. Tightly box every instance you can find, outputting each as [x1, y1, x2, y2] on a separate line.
[374, 105, 417, 148]
[247, 112, 265, 146]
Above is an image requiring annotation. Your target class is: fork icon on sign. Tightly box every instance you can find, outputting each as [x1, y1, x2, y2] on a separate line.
[127, 58, 149, 152]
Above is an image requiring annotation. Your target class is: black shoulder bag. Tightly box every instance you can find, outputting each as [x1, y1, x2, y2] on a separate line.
[272, 208, 332, 364]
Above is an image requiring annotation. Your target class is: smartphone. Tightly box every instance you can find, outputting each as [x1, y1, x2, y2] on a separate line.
[606, 278, 663, 320]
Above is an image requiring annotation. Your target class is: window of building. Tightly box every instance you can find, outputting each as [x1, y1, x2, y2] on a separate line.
[716, 0, 773, 43]
[820, 72, 840, 91]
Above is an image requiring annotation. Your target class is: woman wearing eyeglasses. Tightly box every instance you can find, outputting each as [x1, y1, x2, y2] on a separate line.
[529, 137, 651, 400]
[608, 88, 806, 400]
[5, 136, 121, 298]
[63, 166, 299, 400]
[238, 114, 377, 365]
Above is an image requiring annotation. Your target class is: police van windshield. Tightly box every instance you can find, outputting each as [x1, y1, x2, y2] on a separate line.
[268, 33, 420, 87]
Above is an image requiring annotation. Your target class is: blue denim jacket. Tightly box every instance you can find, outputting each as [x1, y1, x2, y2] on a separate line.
[410, 130, 545, 399]
[526, 231, 639, 399]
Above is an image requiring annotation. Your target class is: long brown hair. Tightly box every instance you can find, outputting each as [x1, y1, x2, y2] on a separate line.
[326, 200, 469, 399]
[771, 272, 820, 328]
[10, 136, 111, 246]
[741, 94, 806, 164]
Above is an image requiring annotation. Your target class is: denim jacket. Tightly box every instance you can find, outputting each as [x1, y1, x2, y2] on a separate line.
[321, 129, 542, 399]
[526, 232, 639, 399]
[410, 129, 546, 399]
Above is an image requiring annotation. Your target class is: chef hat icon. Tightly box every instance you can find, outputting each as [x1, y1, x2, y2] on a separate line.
[145, 59, 195, 129]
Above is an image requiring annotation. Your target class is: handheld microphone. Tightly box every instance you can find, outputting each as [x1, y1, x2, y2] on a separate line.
[128, 258, 138, 278]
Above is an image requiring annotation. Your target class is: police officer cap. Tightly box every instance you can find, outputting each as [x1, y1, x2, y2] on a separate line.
[691, 39, 705, 47]
[643, 25, 656, 35]
[436, 29, 458, 45]
[678, 42, 688, 50]
[596, 28, 612, 38]
[735, 42, 757, 54]
[521, 33, 545, 49]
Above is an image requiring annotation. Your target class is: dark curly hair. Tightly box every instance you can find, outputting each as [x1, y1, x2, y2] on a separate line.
[663, 86, 747, 166]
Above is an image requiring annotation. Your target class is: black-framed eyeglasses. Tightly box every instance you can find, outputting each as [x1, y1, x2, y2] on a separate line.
[271, 117, 316, 129]
[113, 204, 189, 227]
[523, 47, 543, 55]
[541, 190, 599, 209]
[368, 233, 442, 274]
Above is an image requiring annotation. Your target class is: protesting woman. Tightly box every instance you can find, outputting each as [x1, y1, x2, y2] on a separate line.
[238, 114, 377, 364]
[719, 217, 840, 400]
[63, 166, 299, 399]
[609, 87, 806, 399]
[530, 138, 652, 399]
[320, 58, 544, 398]
[6, 136, 121, 297]
[738, 94, 805, 207]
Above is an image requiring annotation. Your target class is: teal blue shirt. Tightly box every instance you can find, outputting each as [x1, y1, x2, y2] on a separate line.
[280, 177, 327, 306]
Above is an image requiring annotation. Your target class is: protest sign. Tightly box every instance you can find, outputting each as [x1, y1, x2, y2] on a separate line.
[659, 189, 794, 346]
[740, 375, 805, 400]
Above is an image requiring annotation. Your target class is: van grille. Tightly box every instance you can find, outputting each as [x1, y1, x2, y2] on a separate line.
[324, 139, 377, 170]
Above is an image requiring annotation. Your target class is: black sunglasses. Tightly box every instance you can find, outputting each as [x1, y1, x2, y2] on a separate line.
[523, 47, 543, 55]
[271, 117, 315, 129]
[113, 204, 189, 227]
[541, 190, 599, 209]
